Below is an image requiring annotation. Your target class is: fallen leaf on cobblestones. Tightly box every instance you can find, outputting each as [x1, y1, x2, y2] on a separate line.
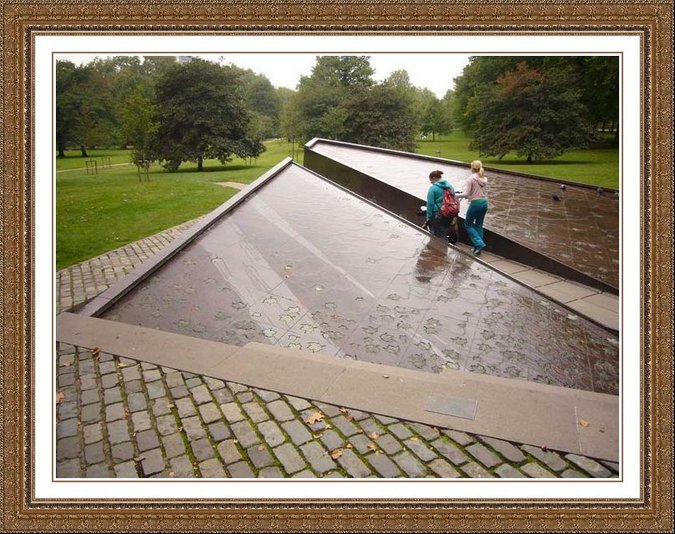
[367, 443, 379, 453]
[410, 437, 419, 441]
[59, 361, 72, 368]
[92, 347, 100, 359]
[368, 432, 379, 440]
[133, 456, 144, 462]
[55, 391, 64, 404]
[305, 412, 324, 425]
[258, 445, 265, 451]
[579, 419, 591, 427]
[324, 424, 332, 429]
[329, 448, 344, 459]
[383, 375, 390, 379]
[346, 444, 353, 449]
[339, 407, 347, 413]
[124, 409, 131, 419]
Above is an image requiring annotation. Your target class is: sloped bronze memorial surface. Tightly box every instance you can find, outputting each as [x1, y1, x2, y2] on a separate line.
[306, 141, 619, 289]
[102, 164, 619, 394]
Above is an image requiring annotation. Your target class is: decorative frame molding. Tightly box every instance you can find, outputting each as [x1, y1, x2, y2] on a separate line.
[2, 1, 673, 532]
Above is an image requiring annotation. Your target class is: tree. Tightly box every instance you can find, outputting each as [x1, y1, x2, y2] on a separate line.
[151, 58, 264, 171]
[466, 62, 597, 162]
[295, 56, 374, 142]
[235, 68, 280, 138]
[55, 61, 116, 157]
[453, 56, 619, 147]
[121, 86, 158, 180]
[278, 88, 302, 157]
[343, 84, 418, 151]
[417, 88, 453, 141]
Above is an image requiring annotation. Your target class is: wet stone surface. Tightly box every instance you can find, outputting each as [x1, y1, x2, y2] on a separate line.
[309, 142, 619, 289]
[103, 165, 618, 394]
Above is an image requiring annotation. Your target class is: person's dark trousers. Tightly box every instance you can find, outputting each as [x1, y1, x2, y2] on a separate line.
[431, 214, 456, 243]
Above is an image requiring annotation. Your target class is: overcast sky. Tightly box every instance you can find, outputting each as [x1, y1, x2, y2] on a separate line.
[57, 53, 472, 98]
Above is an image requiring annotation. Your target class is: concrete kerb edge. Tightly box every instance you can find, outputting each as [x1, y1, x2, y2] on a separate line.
[78, 157, 294, 318]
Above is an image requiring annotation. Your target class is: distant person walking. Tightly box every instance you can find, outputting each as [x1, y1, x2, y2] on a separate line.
[425, 170, 459, 244]
[458, 160, 489, 255]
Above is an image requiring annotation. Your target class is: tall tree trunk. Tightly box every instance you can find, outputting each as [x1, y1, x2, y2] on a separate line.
[432, 132, 436, 142]
[80, 145, 88, 158]
[197, 155, 203, 172]
[527, 154, 532, 163]
[56, 136, 66, 158]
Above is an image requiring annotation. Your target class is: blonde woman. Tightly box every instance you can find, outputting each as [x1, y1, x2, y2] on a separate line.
[458, 160, 489, 255]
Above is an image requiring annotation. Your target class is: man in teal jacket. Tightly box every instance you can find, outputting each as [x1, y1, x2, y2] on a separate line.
[425, 170, 458, 244]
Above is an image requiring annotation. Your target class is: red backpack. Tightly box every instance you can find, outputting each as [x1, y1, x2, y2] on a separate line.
[440, 188, 459, 218]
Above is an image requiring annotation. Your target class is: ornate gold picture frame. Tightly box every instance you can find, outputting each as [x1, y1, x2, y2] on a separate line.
[1, 1, 673, 531]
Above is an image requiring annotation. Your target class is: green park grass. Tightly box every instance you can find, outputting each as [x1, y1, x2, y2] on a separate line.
[56, 134, 617, 270]
[56, 139, 301, 270]
[415, 131, 619, 189]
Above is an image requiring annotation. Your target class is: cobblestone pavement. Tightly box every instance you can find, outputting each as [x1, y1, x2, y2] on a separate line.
[55, 222, 619, 479]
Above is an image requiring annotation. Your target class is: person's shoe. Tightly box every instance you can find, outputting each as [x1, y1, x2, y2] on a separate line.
[473, 246, 484, 256]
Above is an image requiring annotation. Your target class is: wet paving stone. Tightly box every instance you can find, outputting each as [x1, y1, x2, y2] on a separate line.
[521, 462, 557, 478]
[136, 429, 161, 452]
[217, 440, 243, 465]
[207, 421, 232, 442]
[114, 461, 138, 478]
[170, 455, 195, 477]
[431, 438, 470, 466]
[565, 454, 612, 478]
[191, 438, 216, 462]
[281, 420, 312, 446]
[267, 400, 295, 422]
[247, 445, 275, 469]
[111, 442, 135, 463]
[162, 433, 186, 459]
[428, 458, 461, 478]
[227, 461, 254, 478]
[495, 464, 527, 478]
[141, 448, 166, 477]
[200, 458, 227, 478]
[337, 449, 372, 478]
[220, 402, 244, 423]
[405, 438, 438, 462]
[367, 453, 403, 478]
[230, 420, 260, 448]
[392, 452, 427, 477]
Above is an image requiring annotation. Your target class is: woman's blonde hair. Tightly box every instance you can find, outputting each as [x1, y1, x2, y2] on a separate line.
[470, 159, 485, 178]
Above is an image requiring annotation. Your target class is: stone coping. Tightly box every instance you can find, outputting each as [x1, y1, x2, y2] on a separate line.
[56, 312, 619, 462]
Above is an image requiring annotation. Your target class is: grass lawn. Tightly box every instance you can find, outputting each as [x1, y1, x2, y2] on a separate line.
[56, 149, 134, 170]
[56, 139, 301, 270]
[415, 131, 619, 189]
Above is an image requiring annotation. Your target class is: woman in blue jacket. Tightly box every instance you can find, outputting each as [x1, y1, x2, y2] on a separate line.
[425, 170, 458, 244]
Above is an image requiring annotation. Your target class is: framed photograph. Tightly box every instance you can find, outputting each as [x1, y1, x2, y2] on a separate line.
[1, 1, 672, 531]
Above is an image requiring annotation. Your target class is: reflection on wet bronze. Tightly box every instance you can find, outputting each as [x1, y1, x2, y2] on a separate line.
[103, 164, 618, 394]
[307, 141, 619, 289]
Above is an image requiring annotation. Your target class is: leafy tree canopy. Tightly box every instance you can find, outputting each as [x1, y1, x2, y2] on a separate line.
[151, 58, 264, 171]
[465, 62, 598, 161]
